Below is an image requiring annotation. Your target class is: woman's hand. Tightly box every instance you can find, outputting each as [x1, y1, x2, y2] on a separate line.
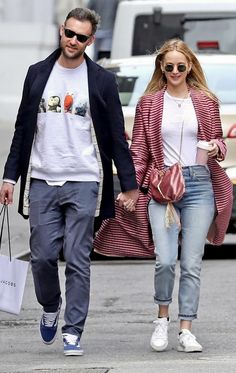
[208, 141, 219, 158]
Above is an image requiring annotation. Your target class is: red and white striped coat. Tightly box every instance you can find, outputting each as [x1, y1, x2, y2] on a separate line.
[94, 87, 233, 257]
[131, 87, 233, 245]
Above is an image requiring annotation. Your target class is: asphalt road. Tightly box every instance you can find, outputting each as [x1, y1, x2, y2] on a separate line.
[0, 259, 236, 373]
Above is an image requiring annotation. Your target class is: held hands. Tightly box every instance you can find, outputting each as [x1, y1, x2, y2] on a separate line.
[0, 182, 14, 205]
[117, 189, 139, 212]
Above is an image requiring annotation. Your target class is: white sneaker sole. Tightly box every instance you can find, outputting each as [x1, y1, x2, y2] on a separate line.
[64, 349, 84, 356]
[150, 340, 168, 352]
[177, 344, 202, 353]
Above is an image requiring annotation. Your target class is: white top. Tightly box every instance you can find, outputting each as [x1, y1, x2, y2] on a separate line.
[162, 91, 198, 166]
[31, 61, 100, 183]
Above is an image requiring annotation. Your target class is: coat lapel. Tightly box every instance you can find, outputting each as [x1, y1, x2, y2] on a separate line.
[30, 49, 61, 110]
[85, 54, 102, 111]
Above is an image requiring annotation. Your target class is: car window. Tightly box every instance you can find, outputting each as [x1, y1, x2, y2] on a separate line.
[108, 61, 236, 106]
[203, 64, 236, 104]
[108, 64, 154, 106]
[132, 12, 236, 55]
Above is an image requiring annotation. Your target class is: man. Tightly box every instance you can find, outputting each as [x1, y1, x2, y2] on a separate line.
[0, 8, 138, 356]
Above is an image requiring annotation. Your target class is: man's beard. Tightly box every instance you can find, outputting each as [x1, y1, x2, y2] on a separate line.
[62, 47, 84, 60]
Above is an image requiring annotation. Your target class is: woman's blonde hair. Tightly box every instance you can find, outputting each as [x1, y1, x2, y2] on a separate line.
[144, 38, 218, 101]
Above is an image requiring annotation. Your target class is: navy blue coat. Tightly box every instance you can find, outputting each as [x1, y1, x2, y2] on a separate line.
[3, 49, 137, 219]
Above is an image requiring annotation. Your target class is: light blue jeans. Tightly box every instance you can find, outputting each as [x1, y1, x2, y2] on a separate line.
[148, 165, 215, 320]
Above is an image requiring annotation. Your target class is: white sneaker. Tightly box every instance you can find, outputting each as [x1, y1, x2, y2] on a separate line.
[177, 329, 202, 352]
[150, 317, 169, 351]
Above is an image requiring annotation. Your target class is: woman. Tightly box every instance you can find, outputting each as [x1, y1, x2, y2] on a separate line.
[94, 39, 233, 352]
[132, 38, 233, 353]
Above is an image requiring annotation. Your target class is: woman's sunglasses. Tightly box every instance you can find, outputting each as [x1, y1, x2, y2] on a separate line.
[164, 64, 187, 73]
[64, 28, 91, 43]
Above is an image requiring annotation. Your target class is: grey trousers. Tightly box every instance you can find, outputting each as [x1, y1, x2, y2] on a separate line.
[29, 179, 99, 337]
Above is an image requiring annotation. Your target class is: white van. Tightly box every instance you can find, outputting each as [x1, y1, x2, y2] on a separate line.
[111, 0, 236, 59]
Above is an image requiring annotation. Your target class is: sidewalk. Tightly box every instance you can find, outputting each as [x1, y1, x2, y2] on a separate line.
[1, 259, 236, 373]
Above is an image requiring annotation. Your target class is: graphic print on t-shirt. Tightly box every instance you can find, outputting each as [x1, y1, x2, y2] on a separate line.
[64, 92, 73, 113]
[38, 98, 47, 113]
[74, 96, 88, 117]
[38, 92, 88, 117]
[48, 96, 61, 112]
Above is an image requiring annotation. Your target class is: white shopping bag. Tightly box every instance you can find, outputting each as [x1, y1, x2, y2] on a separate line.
[0, 204, 29, 315]
[0, 254, 29, 315]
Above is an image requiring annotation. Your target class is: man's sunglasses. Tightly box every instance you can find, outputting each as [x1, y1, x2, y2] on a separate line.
[64, 28, 91, 43]
[164, 64, 187, 73]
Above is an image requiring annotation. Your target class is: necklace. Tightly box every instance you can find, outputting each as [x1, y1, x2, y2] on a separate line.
[174, 94, 189, 108]
[175, 98, 185, 108]
[168, 91, 189, 108]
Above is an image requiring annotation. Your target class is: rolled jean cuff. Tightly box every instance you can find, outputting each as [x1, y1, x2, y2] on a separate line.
[154, 297, 172, 305]
[178, 313, 197, 321]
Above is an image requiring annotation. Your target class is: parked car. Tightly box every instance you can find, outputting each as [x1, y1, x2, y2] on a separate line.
[111, 0, 236, 59]
[99, 54, 236, 231]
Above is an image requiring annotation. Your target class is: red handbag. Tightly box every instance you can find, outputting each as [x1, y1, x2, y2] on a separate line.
[149, 162, 185, 203]
[149, 120, 186, 228]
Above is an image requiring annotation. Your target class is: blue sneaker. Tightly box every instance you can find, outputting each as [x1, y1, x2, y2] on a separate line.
[39, 297, 62, 345]
[63, 333, 84, 356]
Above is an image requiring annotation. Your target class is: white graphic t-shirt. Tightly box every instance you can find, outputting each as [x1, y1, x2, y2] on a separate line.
[31, 60, 100, 183]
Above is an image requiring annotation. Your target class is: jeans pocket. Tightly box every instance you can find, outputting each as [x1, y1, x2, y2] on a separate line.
[193, 167, 211, 181]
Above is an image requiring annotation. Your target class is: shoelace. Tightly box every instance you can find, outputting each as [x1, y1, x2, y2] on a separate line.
[153, 320, 168, 338]
[42, 311, 58, 327]
[63, 334, 78, 345]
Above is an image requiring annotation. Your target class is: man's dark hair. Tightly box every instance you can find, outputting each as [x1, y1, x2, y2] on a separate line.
[65, 8, 101, 34]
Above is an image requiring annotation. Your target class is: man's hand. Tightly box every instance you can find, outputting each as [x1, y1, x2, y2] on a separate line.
[0, 182, 15, 205]
[117, 189, 139, 212]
